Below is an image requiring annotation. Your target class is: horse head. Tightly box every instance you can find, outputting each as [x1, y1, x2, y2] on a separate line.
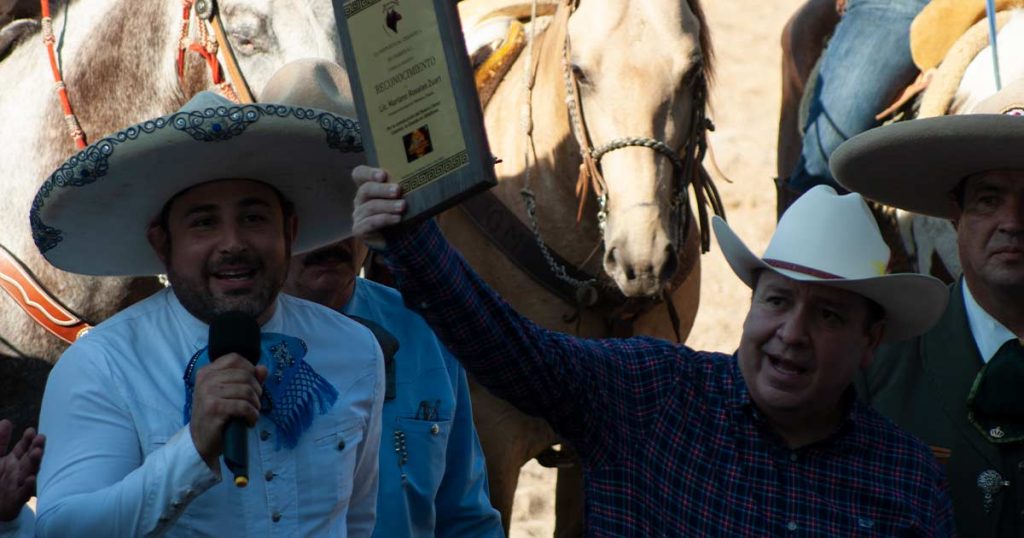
[215, 0, 342, 97]
[562, 0, 713, 297]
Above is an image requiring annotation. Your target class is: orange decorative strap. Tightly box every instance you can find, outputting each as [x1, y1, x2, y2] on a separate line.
[0, 244, 92, 344]
[41, 0, 87, 149]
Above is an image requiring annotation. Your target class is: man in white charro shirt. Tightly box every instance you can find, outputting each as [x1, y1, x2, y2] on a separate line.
[20, 61, 383, 537]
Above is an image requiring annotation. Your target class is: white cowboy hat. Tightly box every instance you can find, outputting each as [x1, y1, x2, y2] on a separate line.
[713, 185, 948, 342]
[831, 77, 1024, 219]
[30, 58, 363, 276]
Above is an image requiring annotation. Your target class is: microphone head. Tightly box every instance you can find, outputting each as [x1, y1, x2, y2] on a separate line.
[208, 311, 261, 364]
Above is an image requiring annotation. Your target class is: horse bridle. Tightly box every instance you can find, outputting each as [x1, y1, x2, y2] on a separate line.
[518, 0, 724, 315]
[176, 0, 255, 104]
[558, 0, 723, 254]
[0, 0, 256, 347]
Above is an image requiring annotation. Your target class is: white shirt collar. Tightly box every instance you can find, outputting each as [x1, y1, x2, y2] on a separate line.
[962, 279, 1018, 363]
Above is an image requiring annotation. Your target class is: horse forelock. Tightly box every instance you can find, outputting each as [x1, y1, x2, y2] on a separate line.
[686, 0, 713, 88]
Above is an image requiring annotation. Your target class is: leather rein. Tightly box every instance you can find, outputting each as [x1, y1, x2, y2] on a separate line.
[0, 0, 255, 346]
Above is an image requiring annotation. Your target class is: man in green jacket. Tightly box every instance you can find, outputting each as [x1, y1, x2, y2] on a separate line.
[833, 79, 1024, 538]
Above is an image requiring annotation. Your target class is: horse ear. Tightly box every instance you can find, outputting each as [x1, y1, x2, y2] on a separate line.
[146, 223, 170, 265]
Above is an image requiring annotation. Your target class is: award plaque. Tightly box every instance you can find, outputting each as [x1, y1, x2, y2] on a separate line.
[334, 0, 496, 224]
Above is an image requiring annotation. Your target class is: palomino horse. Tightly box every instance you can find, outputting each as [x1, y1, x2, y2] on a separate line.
[0, 0, 341, 429]
[443, 0, 718, 534]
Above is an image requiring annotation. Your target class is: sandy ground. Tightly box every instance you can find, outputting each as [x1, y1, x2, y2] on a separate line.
[508, 0, 806, 535]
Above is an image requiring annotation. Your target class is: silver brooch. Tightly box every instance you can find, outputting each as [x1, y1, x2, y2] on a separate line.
[271, 341, 295, 383]
[977, 470, 1010, 513]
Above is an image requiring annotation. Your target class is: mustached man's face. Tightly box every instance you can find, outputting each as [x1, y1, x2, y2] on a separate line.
[147, 179, 297, 324]
[283, 238, 368, 311]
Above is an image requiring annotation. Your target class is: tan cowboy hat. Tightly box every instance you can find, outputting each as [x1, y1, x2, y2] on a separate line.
[30, 58, 363, 276]
[831, 77, 1024, 219]
[713, 185, 948, 342]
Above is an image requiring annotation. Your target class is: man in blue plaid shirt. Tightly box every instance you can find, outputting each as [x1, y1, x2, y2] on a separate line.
[351, 167, 956, 536]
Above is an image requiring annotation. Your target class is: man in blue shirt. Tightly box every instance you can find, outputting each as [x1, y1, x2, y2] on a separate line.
[284, 237, 503, 537]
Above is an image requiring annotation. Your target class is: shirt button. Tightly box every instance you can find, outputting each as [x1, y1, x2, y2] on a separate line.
[337, 438, 346, 450]
[789, 453, 798, 462]
[430, 423, 440, 435]
[272, 512, 282, 523]
[418, 301, 429, 310]
[265, 470, 275, 481]
[786, 521, 798, 531]
[1018, 461, 1024, 472]
[260, 430, 271, 441]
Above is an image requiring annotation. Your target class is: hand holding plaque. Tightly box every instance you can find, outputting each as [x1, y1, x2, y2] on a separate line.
[333, 0, 496, 225]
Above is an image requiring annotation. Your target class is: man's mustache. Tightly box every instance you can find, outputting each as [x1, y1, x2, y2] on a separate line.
[990, 235, 1024, 253]
[303, 245, 352, 266]
[208, 251, 262, 273]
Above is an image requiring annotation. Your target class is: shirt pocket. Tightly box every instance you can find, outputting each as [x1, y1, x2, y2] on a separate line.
[389, 417, 452, 501]
[303, 415, 366, 510]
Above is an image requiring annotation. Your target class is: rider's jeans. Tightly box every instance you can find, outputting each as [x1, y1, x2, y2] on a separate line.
[787, 0, 931, 194]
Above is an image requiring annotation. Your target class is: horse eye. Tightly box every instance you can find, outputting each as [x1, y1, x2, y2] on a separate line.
[222, 7, 270, 56]
[571, 64, 589, 85]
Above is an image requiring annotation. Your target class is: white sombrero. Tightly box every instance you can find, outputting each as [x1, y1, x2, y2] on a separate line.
[30, 58, 363, 276]
[713, 185, 948, 342]
[831, 77, 1024, 219]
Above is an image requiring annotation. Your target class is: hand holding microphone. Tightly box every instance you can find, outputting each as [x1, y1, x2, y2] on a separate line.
[189, 312, 264, 487]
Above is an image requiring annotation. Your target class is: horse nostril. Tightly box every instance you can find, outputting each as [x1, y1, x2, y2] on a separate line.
[625, 266, 636, 280]
[605, 247, 618, 268]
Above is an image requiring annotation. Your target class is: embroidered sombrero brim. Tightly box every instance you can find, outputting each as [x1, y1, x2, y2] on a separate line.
[830, 114, 1024, 219]
[31, 92, 364, 276]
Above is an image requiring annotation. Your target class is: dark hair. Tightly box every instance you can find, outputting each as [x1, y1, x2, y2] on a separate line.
[751, 269, 887, 330]
[153, 182, 296, 234]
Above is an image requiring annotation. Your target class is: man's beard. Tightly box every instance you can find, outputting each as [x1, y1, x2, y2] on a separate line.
[168, 251, 285, 324]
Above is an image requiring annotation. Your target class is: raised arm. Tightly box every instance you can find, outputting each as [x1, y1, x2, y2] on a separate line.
[352, 167, 712, 463]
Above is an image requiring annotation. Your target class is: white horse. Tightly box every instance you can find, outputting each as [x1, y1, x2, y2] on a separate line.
[0, 0, 341, 363]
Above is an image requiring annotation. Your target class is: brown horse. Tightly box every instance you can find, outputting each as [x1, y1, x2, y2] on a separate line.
[442, 0, 718, 534]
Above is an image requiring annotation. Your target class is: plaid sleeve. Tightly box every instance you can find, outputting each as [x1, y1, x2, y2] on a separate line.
[930, 467, 956, 537]
[379, 221, 712, 464]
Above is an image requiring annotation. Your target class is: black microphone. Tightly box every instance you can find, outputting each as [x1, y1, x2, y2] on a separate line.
[208, 311, 261, 488]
